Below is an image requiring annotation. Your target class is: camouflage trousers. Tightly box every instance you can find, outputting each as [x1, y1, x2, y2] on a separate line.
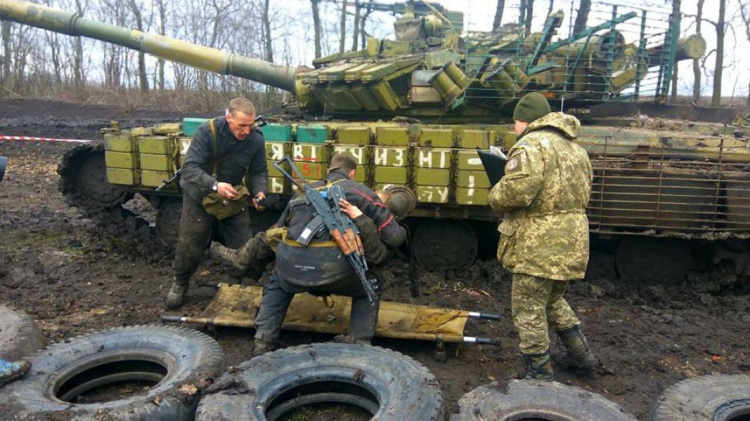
[511, 273, 580, 355]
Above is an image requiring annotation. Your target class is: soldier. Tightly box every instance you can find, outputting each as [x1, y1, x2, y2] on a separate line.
[0, 358, 30, 387]
[166, 97, 268, 309]
[489, 92, 598, 381]
[210, 186, 416, 281]
[246, 153, 406, 356]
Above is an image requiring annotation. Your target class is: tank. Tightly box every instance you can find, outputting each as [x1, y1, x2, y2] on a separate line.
[2, 0, 748, 282]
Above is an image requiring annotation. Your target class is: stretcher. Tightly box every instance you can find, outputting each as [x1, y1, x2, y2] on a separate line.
[162, 283, 500, 345]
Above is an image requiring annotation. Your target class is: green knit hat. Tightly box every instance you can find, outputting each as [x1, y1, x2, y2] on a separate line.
[513, 92, 551, 122]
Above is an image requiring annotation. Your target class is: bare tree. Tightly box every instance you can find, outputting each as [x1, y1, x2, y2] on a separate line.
[128, 0, 149, 92]
[492, 0, 505, 33]
[311, 0, 322, 59]
[522, 0, 534, 37]
[263, 0, 275, 106]
[711, 0, 726, 106]
[339, 0, 347, 54]
[670, 0, 681, 104]
[573, 0, 591, 35]
[359, 0, 374, 49]
[692, 0, 705, 104]
[155, 0, 167, 90]
[741, 1, 750, 105]
[351, 0, 360, 51]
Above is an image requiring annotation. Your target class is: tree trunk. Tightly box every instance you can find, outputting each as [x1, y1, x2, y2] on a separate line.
[360, 0, 374, 49]
[128, 0, 148, 92]
[263, 0, 275, 107]
[692, 0, 705, 104]
[669, 0, 681, 104]
[573, 0, 591, 35]
[339, 0, 347, 54]
[492, 0, 505, 33]
[524, 0, 534, 37]
[351, 0, 360, 51]
[740, 3, 750, 105]
[311, 0, 322, 59]
[69, 0, 86, 89]
[1, 21, 10, 93]
[156, 0, 166, 90]
[711, 0, 725, 106]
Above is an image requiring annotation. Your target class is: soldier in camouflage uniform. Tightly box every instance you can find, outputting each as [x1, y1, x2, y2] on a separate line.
[489, 92, 598, 381]
[248, 153, 406, 356]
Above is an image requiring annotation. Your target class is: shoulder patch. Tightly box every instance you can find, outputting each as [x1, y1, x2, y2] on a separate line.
[506, 157, 519, 171]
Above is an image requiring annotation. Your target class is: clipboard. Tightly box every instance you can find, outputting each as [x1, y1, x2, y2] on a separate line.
[476, 147, 507, 186]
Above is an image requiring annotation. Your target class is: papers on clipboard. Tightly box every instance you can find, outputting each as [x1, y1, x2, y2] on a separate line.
[476, 146, 507, 187]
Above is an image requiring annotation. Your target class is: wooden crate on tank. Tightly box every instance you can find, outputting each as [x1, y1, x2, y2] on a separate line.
[372, 146, 409, 185]
[414, 147, 452, 204]
[332, 144, 370, 184]
[590, 167, 719, 232]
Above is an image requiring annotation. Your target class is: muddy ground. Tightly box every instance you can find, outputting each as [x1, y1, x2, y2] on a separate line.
[1, 98, 748, 420]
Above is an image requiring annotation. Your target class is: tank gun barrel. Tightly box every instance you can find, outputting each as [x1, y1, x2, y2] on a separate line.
[0, 0, 299, 93]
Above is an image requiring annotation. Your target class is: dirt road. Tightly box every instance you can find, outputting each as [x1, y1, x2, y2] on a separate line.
[1, 98, 748, 420]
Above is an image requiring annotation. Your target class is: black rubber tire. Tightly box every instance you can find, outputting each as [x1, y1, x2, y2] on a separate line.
[451, 380, 638, 420]
[0, 325, 225, 420]
[155, 198, 183, 250]
[58, 143, 131, 212]
[0, 305, 45, 361]
[650, 374, 750, 420]
[195, 343, 443, 421]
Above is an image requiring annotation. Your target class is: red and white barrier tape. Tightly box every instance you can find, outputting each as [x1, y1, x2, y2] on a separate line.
[0, 135, 91, 144]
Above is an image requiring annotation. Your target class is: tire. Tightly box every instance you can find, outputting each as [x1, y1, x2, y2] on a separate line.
[195, 343, 443, 421]
[650, 374, 750, 420]
[0, 325, 225, 420]
[0, 305, 45, 361]
[451, 380, 637, 421]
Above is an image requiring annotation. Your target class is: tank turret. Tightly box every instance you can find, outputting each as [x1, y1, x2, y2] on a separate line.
[0, 0, 705, 122]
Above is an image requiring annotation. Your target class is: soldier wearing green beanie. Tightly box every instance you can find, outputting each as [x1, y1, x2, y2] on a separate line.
[489, 92, 599, 381]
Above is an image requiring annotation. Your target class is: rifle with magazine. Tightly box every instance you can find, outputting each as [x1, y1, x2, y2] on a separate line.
[273, 155, 377, 305]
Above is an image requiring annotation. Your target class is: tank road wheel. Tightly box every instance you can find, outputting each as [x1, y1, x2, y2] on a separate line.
[196, 343, 443, 421]
[0, 325, 225, 420]
[413, 219, 478, 269]
[650, 374, 750, 420]
[451, 380, 638, 421]
[615, 237, 690, 284]
[58, 143, 131, 213]
[156, 198, 183, 250]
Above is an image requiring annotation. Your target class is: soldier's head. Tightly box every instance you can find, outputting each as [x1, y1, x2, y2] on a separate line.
[328, 152, 358, 180]
[226, 97, 256, 141]
[513, 92, 551, 135]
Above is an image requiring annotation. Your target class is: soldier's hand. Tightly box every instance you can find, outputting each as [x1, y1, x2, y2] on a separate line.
[252, 192, 266, 211]
[218, 182, 238, 199]
[339, 199, 363, 219]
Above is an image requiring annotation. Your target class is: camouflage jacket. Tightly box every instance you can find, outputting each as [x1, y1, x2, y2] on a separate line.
[488, 112, 592, 280]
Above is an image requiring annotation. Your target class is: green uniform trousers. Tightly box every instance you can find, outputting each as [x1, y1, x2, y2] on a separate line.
[511, 273, 580, 354]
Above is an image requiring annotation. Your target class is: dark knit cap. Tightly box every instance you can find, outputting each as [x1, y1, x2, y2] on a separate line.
[513, 92, 551, 122]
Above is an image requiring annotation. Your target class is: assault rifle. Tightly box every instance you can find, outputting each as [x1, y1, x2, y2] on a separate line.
[273, 155, 377, 305]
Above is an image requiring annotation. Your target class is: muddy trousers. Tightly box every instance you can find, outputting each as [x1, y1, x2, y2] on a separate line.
[254, 272, 381, 343]
[172, 195, 252, 285]
[511, 273, 580, 355]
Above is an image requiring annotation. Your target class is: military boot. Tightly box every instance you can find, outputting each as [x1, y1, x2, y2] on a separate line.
[250, 339, 275, 357]
[523, 352, 555, 381]
[165, 279, 188, 310]
[210, 242, 248, 273]
[0, 359, 31, 387]
[555, 325, 599, 371]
